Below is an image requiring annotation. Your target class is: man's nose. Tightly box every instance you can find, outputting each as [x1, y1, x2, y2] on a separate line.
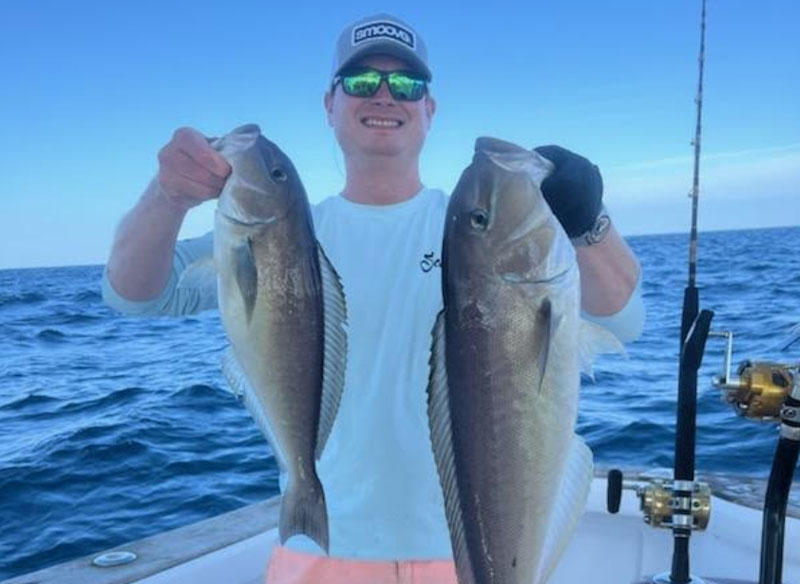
[370, 79, 395, 103]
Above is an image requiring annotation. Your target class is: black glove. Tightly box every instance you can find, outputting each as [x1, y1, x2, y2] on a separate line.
[533, 145, 604, 238]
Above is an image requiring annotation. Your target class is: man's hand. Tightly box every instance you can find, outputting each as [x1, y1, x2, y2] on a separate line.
[157, 127, 232, 211]
[533, 145, 603, 238]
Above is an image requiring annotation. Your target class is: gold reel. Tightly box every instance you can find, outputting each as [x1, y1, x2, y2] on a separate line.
[710, 331, 798, 421]
[638, 480, 711, 531]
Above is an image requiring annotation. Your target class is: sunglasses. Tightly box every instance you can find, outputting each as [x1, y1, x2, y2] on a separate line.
[333, 68, 428, 102]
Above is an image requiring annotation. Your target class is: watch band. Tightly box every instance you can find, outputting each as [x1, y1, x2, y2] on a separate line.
[570, 206, 611, 246]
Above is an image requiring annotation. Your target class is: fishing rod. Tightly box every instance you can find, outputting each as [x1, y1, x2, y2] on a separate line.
[609, 3, 800, 580]
[780, 325, 800, 352]
[664, 1, 715, 582]
[614, 9, 714, 582]
[710, 344, 800, 584]
[761, 376, 800, 584]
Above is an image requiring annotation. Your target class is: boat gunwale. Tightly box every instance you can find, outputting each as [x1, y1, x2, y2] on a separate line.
[4, 469, 799, 584]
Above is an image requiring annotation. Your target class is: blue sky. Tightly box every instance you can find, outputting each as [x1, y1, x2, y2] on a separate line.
[1, 0, 798, 268]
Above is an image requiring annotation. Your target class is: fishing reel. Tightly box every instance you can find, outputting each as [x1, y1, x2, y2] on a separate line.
[709, 331, 799, 421]
[606, 470, 711, 532]
[637, 479, 711, 530]
[708, 330, 800, 584]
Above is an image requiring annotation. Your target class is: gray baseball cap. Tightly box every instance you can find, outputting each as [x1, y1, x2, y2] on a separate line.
[331, 13, 432, 83]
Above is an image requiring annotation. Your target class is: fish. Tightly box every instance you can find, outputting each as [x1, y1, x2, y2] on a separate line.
[188, 124, 347, 553]
[427, 137, 618, 583]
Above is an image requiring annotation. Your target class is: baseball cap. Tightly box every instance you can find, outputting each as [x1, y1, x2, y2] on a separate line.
[331, 13, 432, 83]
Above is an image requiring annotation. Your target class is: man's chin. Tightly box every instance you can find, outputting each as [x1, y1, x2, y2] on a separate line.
[359, 140, 407, 158]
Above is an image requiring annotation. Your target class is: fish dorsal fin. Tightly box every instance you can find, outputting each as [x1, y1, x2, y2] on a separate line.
[233, 238, 259, 323]
[314, 242, 348, 460]
[474, 137, 555, 186]
[427, 310, 477, 584]
[221, 347, 287, 471]
[535, 434, 594, 583]
[578, 318, 627, 379]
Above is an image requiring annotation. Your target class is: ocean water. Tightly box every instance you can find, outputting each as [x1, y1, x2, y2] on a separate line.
[1, 226, 799, 580]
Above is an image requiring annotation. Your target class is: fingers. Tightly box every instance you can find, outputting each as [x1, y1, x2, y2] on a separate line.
[174, 128, 231, 177]
[157, 127, 232, 210]
[158, 146, 227, 195]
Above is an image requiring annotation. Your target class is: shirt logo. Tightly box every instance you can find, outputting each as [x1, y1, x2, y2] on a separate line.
[420, 252, 442, 273]
[352, 21, 416, 50]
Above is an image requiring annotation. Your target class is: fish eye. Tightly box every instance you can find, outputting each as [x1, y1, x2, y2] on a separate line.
[270, 167, 288, 182]
[470, 209, 489, 231]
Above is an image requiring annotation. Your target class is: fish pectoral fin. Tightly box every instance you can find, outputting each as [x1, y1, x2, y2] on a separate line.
[533, 298, 555, 395]
[578, 319, 627, 380]
[314, 242, 348, 460]
[177, 257, 218, 297]
[234, 238, 259, 323]
[426, 310, 478, 584]
[535, 435, 594, 584]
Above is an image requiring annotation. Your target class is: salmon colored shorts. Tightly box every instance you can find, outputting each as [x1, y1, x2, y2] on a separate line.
[265, 545, 458, 584]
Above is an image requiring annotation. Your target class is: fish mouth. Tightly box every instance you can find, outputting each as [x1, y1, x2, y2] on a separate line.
[531, 266, 572, 284]
[501, 265, 573, 285]
[216, 210, 279, 227]
[216, 189, 301, 227]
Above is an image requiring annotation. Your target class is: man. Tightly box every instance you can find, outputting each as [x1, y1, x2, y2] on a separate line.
[103, 13, 643, 584]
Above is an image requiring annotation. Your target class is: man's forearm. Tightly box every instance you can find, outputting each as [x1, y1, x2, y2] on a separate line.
[106, 180, 188, 301]
[576, 225, 640, 316]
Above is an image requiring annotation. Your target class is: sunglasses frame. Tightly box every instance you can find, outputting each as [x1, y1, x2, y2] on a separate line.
[332, 67, 428, 102]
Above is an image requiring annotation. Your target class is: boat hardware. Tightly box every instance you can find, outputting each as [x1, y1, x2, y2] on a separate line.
[91, 550, 138, 568]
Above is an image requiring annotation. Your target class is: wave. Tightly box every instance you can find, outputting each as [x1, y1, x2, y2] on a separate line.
[36, 329, 66, 342]
[56, 386, 146, 415]
[0, 392, 60, 411]
[71, 290, 102, 303]
[0, 292, 47, 307]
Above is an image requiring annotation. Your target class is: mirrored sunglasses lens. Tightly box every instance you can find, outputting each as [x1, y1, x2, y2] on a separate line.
[343, 71, 381, 97]
[388, 74, 426, 101]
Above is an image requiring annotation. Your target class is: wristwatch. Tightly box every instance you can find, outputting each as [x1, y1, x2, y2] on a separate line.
[570, 206, 611, 247]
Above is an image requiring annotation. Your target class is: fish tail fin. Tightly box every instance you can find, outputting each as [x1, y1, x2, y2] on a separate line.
[535, 435, 594, 583]
[578, 319, 627, 379]
[280, 475, 330, 555]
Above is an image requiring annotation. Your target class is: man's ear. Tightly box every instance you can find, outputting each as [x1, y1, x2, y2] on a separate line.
[324, 92, 334, 127]
[425, 94, 437, 129]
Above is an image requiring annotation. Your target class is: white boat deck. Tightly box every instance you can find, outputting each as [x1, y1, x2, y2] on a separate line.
[4, 475, 800, 584]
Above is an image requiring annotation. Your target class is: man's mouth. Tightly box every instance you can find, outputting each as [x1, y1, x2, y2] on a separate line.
[361, 117, 403, 128]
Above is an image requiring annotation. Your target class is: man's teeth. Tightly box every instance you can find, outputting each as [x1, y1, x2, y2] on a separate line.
[363, 118, 402, 128]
